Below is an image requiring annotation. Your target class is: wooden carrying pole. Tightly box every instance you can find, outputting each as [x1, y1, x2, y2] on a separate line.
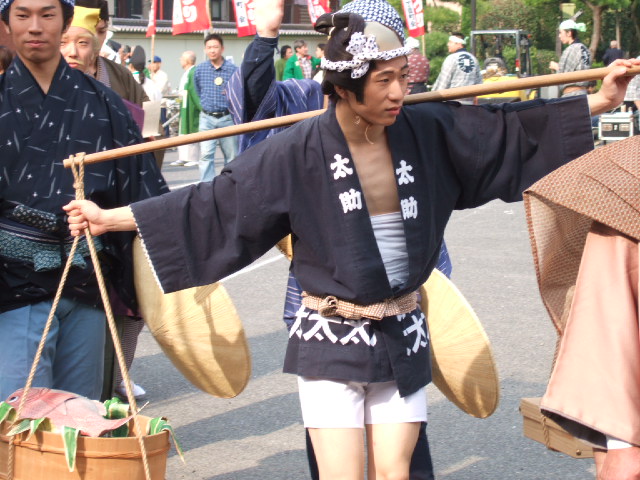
[64, 65, 640, 168]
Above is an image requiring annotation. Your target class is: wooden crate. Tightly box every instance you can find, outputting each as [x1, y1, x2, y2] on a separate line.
[520, 397, 593, 459]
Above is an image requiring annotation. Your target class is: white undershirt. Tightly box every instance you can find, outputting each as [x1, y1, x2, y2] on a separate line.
[369, 212, 409, 289]
[607, 435, 636, 449]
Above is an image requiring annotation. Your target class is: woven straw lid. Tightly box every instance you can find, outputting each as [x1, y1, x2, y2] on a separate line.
[420, 269, 500, 418]
[132, 237, 251, 398]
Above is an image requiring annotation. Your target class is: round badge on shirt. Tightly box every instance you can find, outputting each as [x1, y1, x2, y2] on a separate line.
[457, 53, 476, 73]
[215, 77, 223, 86]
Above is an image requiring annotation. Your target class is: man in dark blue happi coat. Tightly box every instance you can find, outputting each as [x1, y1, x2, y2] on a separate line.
[227, 1, 444, 477]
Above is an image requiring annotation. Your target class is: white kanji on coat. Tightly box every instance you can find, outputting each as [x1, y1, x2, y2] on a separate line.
[396, 160, 415, 185]
[303, 313, 340, 343]
[339, 188, 363, 213]
[398, 312, 428, 355]
[340, 319, 377, 346]
[288, 305, 308, 339]
[400, 196, 418, 219]
[330, 154, 354, 179]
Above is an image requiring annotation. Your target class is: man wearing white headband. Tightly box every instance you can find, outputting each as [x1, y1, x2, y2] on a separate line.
[549, 19, 592, 96]
[64, 0, 639, 477]
[431, 32, 482, 103]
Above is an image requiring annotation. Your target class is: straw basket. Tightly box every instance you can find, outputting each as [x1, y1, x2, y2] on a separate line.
[0, 415, 169, 480]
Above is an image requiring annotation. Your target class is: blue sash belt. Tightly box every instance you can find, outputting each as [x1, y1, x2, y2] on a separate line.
[0, 217, 103, 272]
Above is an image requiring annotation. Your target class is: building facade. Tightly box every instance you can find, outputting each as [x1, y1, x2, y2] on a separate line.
[107, 0, 338, 90]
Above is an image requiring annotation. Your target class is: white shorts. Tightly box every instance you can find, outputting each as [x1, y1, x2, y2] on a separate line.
[297, 377, 427, 428]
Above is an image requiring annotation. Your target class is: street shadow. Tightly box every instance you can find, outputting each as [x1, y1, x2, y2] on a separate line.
[204, 448, 311, 480]
[172, 391, 301, 452]
[427, 377, 597, 480]
[246, 328, 290, 379]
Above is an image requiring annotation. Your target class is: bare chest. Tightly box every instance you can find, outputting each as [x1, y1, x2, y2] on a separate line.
[349, 144, 400, 216]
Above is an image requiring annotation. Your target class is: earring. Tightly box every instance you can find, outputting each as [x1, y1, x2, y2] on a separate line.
[364, 124, 375, 145]
[354, 114, 361, 126]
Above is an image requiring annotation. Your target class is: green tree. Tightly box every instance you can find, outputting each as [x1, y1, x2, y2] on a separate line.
[599, 8, 639, 59]
[424, 6, 460, 35]
[522, 0, 560, 51]
[477, 0, 533, 30]
[583, 0, 631, 58]
[423, 31, 449, 84]
[632, 0, 640, 55]
[458, 0, 490, 34]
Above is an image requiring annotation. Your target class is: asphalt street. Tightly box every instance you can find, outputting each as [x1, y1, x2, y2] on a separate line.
[130, 148, 597, 479]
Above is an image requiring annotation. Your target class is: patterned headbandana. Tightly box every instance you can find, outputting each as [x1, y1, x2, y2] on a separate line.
[0, 0, 74, 14]
[321, 0, 411, 79]
[340, 0, 406, 41]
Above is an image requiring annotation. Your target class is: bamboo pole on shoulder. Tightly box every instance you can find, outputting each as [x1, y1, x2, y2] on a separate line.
[64, 65, 640, 168]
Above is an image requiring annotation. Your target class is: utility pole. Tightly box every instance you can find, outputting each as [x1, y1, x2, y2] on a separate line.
[471, 0, 476, 30]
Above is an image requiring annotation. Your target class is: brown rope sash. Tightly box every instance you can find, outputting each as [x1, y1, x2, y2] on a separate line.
[302, 291, 418, 321]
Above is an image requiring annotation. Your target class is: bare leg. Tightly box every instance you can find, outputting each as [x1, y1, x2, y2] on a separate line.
[594, 449, 606, 479]
[598, 447, 640, 480]
[366, 422, 420, 480]
[308, 427, 365, 480]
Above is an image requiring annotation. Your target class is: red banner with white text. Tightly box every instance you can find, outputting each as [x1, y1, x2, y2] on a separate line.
[172, 0, 211, 35]
[306, 0, 330, 26]
[401, 0, 424, 38]
[146, 0, 157, 37]
[233, 0, 256, 37]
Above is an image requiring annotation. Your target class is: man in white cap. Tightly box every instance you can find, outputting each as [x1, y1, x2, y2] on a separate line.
[549, 19, 592, 97]
[149, 54, 171, 96]
[432, 32, 481, 103]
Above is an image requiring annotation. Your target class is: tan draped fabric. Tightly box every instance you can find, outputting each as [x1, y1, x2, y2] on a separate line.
[524, 136, 640, 447]
[525, 136, 640, 334]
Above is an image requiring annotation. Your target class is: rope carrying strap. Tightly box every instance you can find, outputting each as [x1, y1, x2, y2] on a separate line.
[7, 154, 152, 480]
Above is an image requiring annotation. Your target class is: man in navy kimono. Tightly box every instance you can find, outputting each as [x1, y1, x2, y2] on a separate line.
[0, 0, 168, 401]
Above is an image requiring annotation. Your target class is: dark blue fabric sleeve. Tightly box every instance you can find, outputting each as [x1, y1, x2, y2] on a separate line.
[242, 35, 279, 122]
